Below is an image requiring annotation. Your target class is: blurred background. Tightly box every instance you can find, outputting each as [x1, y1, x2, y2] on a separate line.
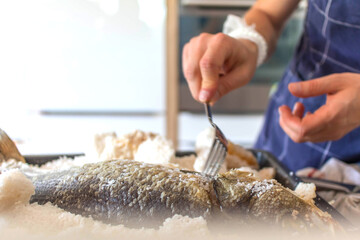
[0, 0, 304, 155]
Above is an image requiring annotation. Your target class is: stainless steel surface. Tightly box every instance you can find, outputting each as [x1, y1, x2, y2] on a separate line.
[202, 103, 228, 177]
[300, 177, 360, 194]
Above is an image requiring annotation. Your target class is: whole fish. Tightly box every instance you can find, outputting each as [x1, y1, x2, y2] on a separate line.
[28, 159, 339, 231]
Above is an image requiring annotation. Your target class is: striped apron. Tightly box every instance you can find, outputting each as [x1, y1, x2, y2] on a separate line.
[254, 0, 360, 171]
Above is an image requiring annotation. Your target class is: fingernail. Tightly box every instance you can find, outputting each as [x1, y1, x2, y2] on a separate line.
[292, 102, 298, 113]
[199, 89, 210, 102]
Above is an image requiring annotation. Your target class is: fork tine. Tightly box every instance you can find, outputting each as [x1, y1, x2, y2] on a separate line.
[204, 157, 214, 175]
[212, 144, 227, 176]
[204, 141, 223, 176]
[212, 143, 222, 165]
[202, 103, 228, 177]
[203, 141, 219, 174]
[207, 146, 221, 176]
[210, 146, 226, 176]
[203, 142, 215, 171]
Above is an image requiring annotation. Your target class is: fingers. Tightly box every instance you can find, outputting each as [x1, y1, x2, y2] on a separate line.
[209, 63, 253, 103]
[292, 102, 305, 118]
[198, 34, 233, 102]
[182, 39, 206, 101]
[279, 103, 328, 143]
[280, 73, 360, 142]
[182, 33, 244, 103]
[279, 105, 305, 142]
[288, 75, 344, 98]
[278, 102, 306, 142]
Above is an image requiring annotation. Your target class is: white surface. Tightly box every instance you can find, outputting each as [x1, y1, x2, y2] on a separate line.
[1, 113, 166, 155]
[0, 0, 265, 156]
[0, 0, 166, 112]
[1, 111, 263, 155]
[179, 112, 264, 150]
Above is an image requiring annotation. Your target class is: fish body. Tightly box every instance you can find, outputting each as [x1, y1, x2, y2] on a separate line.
[30, 159, 215, 227]
[29, 159, 337, 230]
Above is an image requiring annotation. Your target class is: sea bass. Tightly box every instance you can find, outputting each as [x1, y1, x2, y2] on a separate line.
[28, 159, 338, 231]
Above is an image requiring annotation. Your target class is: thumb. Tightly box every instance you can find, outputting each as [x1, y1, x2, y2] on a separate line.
[198, 59, 223, 103]
[288, 76, 342, 98]
[198, 75, 219, 103]
[198, 38, 234, 102]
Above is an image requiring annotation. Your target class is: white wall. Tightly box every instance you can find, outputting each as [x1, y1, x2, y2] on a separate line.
[0, 0, 166, 113]
[0, 0, 167, 154]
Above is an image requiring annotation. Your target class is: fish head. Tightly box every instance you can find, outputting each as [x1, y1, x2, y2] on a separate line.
[212, 169, 342, 233]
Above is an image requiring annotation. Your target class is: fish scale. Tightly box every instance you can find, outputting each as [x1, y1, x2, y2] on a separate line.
[30, 159, 214, 228]
[28, 159, 339, 231]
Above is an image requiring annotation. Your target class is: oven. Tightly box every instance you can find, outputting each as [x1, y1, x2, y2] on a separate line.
[178, 0, 306, 113]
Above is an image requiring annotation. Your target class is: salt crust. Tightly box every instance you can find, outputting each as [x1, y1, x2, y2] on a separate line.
[134, 135, 175, 165]
[0, 169, 213, 240]
[0, 130, 352, 240]
[0, 169, 358, 240]
[0, 170, 35, 212]
[235, 179, 275, 198]
[295, 182, 317, 203]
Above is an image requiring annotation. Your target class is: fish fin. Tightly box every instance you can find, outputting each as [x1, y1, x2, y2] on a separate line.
[0, 129, 25, 163]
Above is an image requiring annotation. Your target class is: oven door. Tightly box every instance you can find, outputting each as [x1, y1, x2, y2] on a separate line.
[179, 1, 305, 113]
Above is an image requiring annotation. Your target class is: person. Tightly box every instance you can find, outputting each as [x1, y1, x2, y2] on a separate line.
[182, 0, 360, 171]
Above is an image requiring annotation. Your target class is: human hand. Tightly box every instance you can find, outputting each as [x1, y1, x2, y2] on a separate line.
[279, 73, 360, 143]
[182, 33, 258, 104]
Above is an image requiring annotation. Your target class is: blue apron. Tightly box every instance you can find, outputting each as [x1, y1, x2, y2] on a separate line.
[254, 0, 360, 172]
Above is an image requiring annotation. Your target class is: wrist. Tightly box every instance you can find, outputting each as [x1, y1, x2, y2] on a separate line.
[239, 39, 258, 65]
[223, 14, 268, 67]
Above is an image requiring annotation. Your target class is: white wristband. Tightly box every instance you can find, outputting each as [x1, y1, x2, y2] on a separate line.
[223, 14, 268, 67]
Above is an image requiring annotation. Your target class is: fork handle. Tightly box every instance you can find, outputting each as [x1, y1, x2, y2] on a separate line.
[204, 103, 213, 125]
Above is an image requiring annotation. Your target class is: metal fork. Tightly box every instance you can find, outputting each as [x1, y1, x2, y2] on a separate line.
[202, 103, 228, 177]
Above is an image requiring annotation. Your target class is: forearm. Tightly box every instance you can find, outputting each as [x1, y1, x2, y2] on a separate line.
[244, 0, 301, 60]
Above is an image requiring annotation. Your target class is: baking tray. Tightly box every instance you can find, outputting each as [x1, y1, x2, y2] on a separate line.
[24, 153, 85, 166]
[249, 149, 354, 230]
[24, 150, 354, 230]
[177, 149, 354, 230]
